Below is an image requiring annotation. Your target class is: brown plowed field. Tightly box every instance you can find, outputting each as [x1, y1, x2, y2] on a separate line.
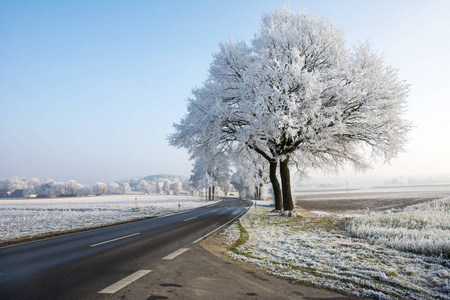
[295, 185, 450, 214]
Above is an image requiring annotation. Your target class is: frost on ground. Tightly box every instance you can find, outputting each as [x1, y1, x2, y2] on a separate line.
[0, 195, 214, 244]
[347, 198, 450, 257]
[225, 199, 450, 300]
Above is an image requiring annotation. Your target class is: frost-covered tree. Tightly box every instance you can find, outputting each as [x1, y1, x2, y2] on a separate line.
[79, 185, 93, 196]
[0, 177, 39, 198]
[108, 182, 120, 195]
[0, 179, 8, 190]
[35, 179, 56, 197]
[119, 182, 131, 195]
[147, 181, 158, 194]
[65, 180, 81, 196]
[170, 180, 183, 195]
[93, 182, 108, 196]
[127, 178, 140, 190]
[26, 177, 41, 190]
[6, 177, 27, 190]
[189, 159, 206, 196]
[231, 148, 270, 200]
[136, 180, 153, 194]
[169, 5, 410, 212]
[155, 181, 164, 195]
[189, 158, 216, 199]
[170, 97, 234, 199]
[168, 36, 285, 207]
[162, 180, 172, 195]
[194, 149, 232, 200]
[24, 186, 36, 197]
[53, 182, 66, 197]
[182, 178, 192, 195]
[242, 8, 410, 210]
[210, 154, 232, 198]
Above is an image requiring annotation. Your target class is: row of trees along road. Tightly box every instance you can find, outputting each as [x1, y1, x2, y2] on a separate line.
[169, 6, 411, 212]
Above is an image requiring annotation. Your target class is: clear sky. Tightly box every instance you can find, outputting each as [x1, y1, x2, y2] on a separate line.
[1, 0, 449, 184]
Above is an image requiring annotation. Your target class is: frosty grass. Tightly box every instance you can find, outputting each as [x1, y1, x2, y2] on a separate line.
[225, 198, 450, 300]
[0, 195, 214, 244]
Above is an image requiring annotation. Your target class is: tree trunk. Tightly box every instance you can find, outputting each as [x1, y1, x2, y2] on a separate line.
[212, 185, 215, 201]
[280, 157, 294, 211]
[269, 160, 283, 211]
[259, 183, 263, 200]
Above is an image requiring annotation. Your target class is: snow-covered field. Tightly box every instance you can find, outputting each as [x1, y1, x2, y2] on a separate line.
[225, 198, 450, 300]
[0, 195, 214, 244]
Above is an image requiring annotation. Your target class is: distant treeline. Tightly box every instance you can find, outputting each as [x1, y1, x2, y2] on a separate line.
[0, 175, 194, 198]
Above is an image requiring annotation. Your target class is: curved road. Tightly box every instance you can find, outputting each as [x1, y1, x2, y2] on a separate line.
[0, 199, 251, 300]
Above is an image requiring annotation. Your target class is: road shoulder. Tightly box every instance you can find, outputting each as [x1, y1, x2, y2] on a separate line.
[100, 232, 351, 300]
[199, 230, 353, 300]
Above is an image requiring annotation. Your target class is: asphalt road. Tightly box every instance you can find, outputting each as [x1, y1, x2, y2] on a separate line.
[0, 199, 251, 300]
[104, 238, 351, 300]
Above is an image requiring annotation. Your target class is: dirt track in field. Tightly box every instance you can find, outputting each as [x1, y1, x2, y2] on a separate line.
[295, 186, 450, 214]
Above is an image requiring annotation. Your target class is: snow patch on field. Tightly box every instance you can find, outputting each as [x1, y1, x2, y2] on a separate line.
[225, 198, 450, 300]
[0, 195, 214, 243]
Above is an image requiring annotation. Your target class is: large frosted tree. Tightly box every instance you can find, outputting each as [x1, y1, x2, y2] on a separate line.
[169, 6, 410, 211]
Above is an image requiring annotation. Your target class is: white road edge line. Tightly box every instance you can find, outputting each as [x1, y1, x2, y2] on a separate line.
[89, 232, 140, 247]
[184, 216, 197, 222]
[192, 202, 252, 244]
[162, 248, 189, 260]
[98, 270, 151, 294]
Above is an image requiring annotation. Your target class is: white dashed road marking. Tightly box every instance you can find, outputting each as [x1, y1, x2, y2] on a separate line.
[184, 216, 197, 222]
[162, 248, 189, 260]
[89, 233, 140, 247]
[98, 270, 151, 294]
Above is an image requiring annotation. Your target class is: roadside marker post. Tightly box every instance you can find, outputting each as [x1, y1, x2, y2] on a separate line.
[135, 197, 138, 209]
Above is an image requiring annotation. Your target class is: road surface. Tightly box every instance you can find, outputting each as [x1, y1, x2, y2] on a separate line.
[0, 199, 251, 299]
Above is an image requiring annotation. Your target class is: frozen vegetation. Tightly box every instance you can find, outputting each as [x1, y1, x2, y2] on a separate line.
[169, 5, 411, 212]
[0, 195, 214, 244]
[347, 198, 450, 257]
[225, 198, 450, 300]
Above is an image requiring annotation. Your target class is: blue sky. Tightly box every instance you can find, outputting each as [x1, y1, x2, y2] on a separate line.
[1, 0, 449, 184]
